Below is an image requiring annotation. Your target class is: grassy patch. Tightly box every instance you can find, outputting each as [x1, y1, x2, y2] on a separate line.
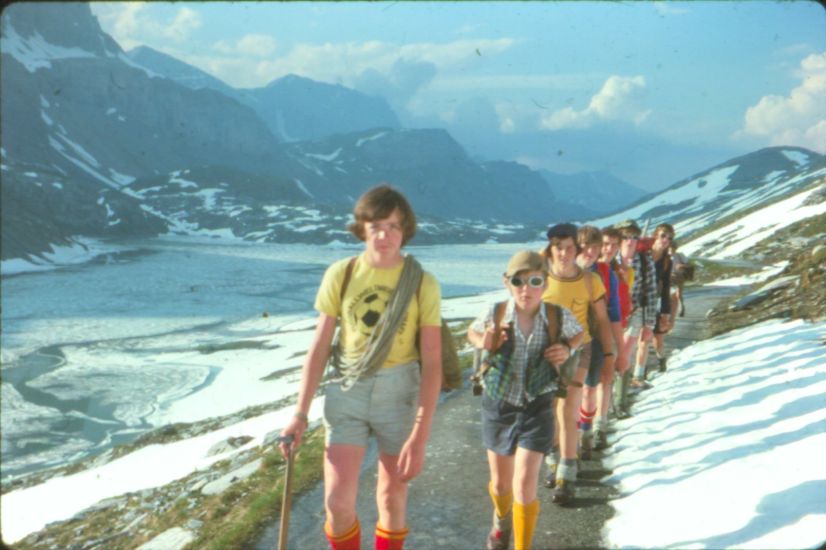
[707, 246, 826, 336]
[189, 429, 325, 550]
[10, 316, 474, 549]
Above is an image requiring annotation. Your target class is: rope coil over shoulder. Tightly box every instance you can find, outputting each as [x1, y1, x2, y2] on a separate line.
[332, 255, 424, 390]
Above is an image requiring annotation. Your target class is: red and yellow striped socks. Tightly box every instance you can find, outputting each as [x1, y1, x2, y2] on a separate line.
[374, 523, 409, 550]
[325, 519, 361, 550]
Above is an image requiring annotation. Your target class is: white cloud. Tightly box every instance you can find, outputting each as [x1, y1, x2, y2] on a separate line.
[163, 7, 201, 41]
[653, 3, 689, 16]
[91, 3, 201, 49]
[247, 38, 515, 88]
[431, 73, 599, 92]
[175, 37, 516, 90]
[499, 116, 516, 134]
[737, 52, 826, 152]
[212, 34, 277, 58]
[539, 75, 651, 130]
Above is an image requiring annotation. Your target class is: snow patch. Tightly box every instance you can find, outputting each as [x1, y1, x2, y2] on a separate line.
[294, 178, 313, 199]
[0, 238, 122, 276]
[54, 133, 100, 168]
[782, 149, 809, 166]
[356, 131, 388, 147]
[0, 25, 95, 72]
[306, 148, 342, 162]
[170, 176, 198, 189]
[605, 318, 826, 550]
[109, 169, 135, 187]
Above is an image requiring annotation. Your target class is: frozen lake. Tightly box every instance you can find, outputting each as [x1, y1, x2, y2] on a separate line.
[1, 236, 536, 483]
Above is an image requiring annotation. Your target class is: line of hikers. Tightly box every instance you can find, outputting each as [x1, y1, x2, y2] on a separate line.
[279, 184, 690, 550]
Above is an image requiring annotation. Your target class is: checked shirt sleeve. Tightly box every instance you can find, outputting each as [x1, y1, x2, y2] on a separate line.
[642, 254, 658, 327]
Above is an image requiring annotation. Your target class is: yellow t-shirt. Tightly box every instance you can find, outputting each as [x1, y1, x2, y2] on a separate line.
[314, 253, 442, 368]
[542, 268, 606, 343]
[626, 266, 636, 292]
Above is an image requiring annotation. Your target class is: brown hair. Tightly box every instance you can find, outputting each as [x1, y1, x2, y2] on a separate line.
[544, 235, 581, 258]
[655, 223, 675, 238]
[601, 226, 621, 241]
[347, 184, 417, 245]
[577, 225, 602, 248]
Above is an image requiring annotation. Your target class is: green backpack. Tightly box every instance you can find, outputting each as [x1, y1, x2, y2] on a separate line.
[339, 257, 463, 391]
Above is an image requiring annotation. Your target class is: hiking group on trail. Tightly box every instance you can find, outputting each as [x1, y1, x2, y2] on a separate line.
[279, 184, 688, 550]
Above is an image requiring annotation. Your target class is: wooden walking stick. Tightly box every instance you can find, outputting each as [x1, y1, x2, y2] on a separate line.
[277, 435, 296, 550]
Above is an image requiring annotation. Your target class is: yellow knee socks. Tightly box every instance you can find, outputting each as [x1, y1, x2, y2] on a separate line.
[488, 480, 513, 518]
[513, 499, 540, 550]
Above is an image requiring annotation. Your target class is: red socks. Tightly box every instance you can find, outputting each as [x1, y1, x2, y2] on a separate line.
[375, 523, 409, 550]
[325, 520, 361, 550]
[578, 407, 596, 431]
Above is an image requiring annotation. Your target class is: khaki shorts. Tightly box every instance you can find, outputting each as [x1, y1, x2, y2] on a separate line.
[323, 361, 420, 455]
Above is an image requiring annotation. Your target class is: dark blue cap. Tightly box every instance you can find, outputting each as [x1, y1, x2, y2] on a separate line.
[546, 222, 578, 240]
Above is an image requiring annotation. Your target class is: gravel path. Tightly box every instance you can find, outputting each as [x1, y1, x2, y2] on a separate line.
[255, 285, 736, 549]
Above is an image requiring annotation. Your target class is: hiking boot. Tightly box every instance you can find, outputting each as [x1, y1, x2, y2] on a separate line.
[486, 510, 511, 550]
[551, 479, 575, 506]
[630, 378, 653, 390]
[614, 407, 632, 420]
[580, 432, 593, 460]
[543, 462, 557, 488]
[658, 356, 667, 373]
[593, 429, 608, 451]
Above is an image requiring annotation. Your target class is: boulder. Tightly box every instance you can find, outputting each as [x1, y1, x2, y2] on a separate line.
[201, 458, 262, 496]
[135, 527, 194, 550]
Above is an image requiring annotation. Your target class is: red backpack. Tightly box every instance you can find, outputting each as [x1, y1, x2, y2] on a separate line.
[636, 236, 655, 254]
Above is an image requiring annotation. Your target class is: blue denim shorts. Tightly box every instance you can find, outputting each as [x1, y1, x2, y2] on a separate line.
[481, 392, 554, 456]
[323, 361, 420, 455]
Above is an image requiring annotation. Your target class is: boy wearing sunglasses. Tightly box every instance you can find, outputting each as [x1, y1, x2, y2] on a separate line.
[539, 223, 613, 505]
[468, 250, 582, 550]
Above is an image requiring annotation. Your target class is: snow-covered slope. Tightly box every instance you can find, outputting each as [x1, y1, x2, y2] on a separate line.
[590, 147, 826, 241]
[680, 182, 825, 260]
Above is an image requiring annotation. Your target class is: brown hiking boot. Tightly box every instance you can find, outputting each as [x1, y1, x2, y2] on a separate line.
[486, 510, 511, 550]
[543, 462, 557, 488]
[551, 479, 575, 506]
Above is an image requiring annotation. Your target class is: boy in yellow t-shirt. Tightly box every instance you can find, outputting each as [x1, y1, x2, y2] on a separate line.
[315, 253, 441, 369]
[539, 223, 614, 506]
[280, 185, 442, 550]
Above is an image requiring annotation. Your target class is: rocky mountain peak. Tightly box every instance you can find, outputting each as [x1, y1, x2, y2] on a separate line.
[1, 3, 122, 61]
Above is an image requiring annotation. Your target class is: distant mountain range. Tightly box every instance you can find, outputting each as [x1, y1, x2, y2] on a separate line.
[539, 170, 647, 219]
[2, 3, 821, 266]
[128, 46, 402, 143]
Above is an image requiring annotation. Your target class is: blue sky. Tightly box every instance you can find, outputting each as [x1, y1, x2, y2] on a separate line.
[90, 1, 826, 189]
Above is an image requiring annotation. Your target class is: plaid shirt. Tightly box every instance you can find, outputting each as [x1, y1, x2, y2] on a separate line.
[630, 252, 658, 328]
[471, 299, 582, 407]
